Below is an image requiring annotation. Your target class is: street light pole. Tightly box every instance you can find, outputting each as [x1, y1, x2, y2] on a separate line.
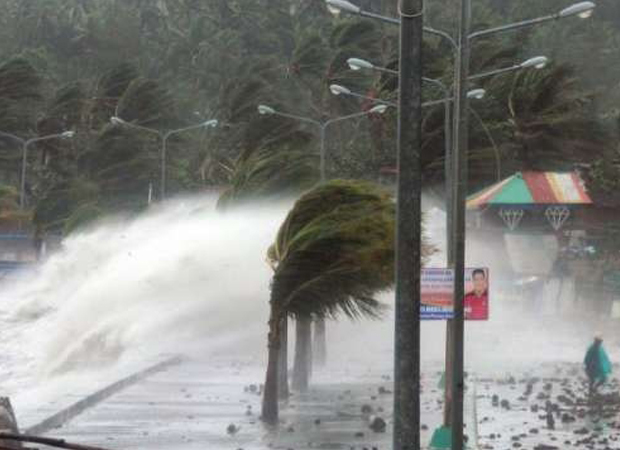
[0, 131, 77, 209]
[111, 117, 217, 200]
[450, 0, 473, 448]
[392, 0, 423, 450]
[257, 104, 388, 182]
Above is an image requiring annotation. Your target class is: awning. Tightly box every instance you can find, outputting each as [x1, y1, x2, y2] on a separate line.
[467, 171, 592, 209]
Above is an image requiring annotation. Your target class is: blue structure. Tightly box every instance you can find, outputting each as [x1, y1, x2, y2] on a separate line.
[0, 234, 37, 280]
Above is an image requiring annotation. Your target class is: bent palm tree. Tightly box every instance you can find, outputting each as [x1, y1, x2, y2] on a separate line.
[217, 148, 318, 209]
[262, 179, 396, 424]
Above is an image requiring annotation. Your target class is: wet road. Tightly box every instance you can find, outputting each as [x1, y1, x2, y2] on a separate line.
[40, 359, 473, 450]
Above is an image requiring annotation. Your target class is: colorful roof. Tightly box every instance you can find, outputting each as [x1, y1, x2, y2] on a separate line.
[467, 171, 592, 209]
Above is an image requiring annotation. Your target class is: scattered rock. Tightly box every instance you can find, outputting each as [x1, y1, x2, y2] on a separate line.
[227, 424, 240, 435]
[561, 413, 576, 423]
[369, 416, 387, 433]
[361, 404, 373, 415]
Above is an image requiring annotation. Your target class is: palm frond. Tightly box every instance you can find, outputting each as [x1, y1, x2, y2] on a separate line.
[269, 180, 433, 322]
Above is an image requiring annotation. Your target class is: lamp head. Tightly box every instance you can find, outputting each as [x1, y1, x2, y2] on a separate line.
[369, 104, 389, 114]
[204, 119, 218, 128]
[521, 56, 549, 70]
[110, 116, 125, 125]
[347, 57, 374, 71]
[61, 131, 75, 139]
[258, 105, 276, 115]
[467, 89, 486, 100]
[559, 1, 595, 19]
[325, 0, 361, 15]
[329, 84, 351, 96]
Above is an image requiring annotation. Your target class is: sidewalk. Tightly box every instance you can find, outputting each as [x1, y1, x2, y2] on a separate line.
[39, 359, 473, 450]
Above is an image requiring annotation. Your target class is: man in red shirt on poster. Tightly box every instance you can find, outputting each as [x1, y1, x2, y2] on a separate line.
[464, 268, 489, 320]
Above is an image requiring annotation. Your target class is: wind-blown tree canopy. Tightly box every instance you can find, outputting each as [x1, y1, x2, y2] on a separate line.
[217, 148, 318, 209]
[33, 178, 99, 233]
[0, 57, 43, 183]
[268, 180, 396, 320]
[485, 64, 607, 173]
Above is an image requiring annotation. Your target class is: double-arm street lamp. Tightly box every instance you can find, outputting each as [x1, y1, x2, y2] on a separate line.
[257, 104, 389, 182]
[0, 130, 76, 209]
[325, 1, 596, 449]
[330, 82, 486, 108]
[344, 55, 546, 198]
[344, 53, 548, 225]
[110, 117, 218, 200]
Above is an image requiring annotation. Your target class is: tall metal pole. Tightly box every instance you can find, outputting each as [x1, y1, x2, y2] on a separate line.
[443, 93, 455, 427]
[161, 133, 169, 200]
[19, 141, 29, 209]
[319, 125, 327, 182]
[393, 0, 423, 448]
[450, 0, 472, 448]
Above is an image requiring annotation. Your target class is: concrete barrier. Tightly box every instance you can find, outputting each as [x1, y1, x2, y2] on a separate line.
[26, 355, 184, 435]
[0, 397, 22, 449]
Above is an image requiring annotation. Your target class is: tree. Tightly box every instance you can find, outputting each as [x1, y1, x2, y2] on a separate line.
[262, 179, 397, 424]
[0, 185, 30, 231]
[474, 63, 608, 184]
[0, 57, 43, 184]
[217, 147, 318, 209]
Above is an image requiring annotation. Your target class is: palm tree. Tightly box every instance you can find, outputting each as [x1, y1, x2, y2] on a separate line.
[474, 63, 607, 181]
[217, 148, 318, 209]
[261, 179, 396, 424]
[0, 57, 43, 183]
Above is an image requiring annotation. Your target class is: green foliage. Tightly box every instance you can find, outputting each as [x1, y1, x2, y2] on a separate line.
[268, 179, 396, 321]
[0, 0, 618, 233]
[116, 78, 176, 127]
[63, 203, 104, 234]
[33, 178, 99, 232]
[218, 148, 319, 209]
[0, 57, 43, 134]
[0, 184, 30, 226]
[480, 63, 607, 172]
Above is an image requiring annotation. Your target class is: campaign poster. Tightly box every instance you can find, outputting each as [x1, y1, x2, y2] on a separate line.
[421, 268, 489, 321]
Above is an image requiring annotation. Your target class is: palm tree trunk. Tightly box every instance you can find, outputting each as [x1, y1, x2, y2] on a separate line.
[292, 316, 313, 392]
[262, 308, 282, 424]
[313, 318, 327, 367]
[278, 317, 289, 399]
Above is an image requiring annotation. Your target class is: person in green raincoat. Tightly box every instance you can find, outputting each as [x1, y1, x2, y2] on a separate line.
[584, 336, 612, 397]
